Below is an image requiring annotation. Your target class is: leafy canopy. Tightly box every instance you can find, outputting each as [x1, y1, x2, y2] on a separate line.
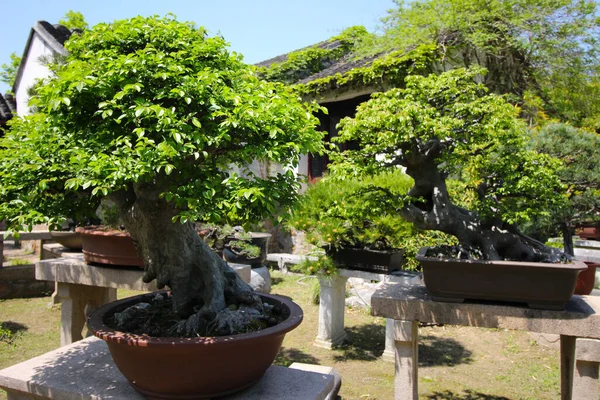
[58, 10, 89, 31]
[0, 53, 21, 89]
[524, 123, 600, 239]
[0, 15, 324, 230]
[328, 67, 565, 227]
[358, 0, 600, 130]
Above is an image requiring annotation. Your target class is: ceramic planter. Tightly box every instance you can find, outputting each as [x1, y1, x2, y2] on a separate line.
[574, 261, 598, 295]
[416, 247, 587, 310]
[576, 224, 600, 240]
[49, 231, 83, 250]
[76, 226, 144, 268]
[87, 291, 303, 399]
[223, 232, 271, 266]
[325, 246, 404, 274]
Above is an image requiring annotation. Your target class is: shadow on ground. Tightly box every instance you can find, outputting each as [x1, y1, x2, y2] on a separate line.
[0, 320, 28, 344]
[1, 321, 28, 334]
[426, 390, 510, 399]
[420, 334, 473, 367]
[274, 346, 319, 367]
[270, 276, 283, 286]
[334, 323, 385, 362]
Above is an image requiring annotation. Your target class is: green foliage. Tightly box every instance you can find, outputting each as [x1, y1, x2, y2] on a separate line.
[0, 16, 324, 232]
[288, 170, 455, 270]
[0, 52, 21, 89]
[360, 0, 600, 130]
[258, 26, 371, 84]
[523, 123, 600, 239]
[298, 254, 337, 277]
[329, 68, 565, 230]
[58, 10, 89, 30]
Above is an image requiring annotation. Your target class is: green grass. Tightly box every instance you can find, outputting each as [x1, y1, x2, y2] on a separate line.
[0, 270, 589, 399]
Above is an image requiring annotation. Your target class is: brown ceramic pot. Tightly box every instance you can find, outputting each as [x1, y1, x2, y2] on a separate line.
[574, 261, 598, 295]
[576, 226, 600, 240]
[76, 225, 144, 268]
[87, 291, 303, 399]
[417, 247, 587, 310]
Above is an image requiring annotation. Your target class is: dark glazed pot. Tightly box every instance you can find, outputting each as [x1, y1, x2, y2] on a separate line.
[417, 247, 587, 310]
[325, 246, 404, 274]
[87, 291, 303, 399]
[76, 225, 144, 268]
[223, 232, 271, 266]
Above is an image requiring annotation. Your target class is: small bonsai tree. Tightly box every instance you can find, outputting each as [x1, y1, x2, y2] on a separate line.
[524, 123, 600, 255]
[328, 67, 567, 262]
[0, 16, 323, 334]
[288, 170, 455, 270]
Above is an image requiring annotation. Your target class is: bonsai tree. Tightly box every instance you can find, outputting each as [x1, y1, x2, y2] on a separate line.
[0, 16, 323, 335]
[524, 123, 600, 255]
[328, 67, 567, 263]
[288, 169, 455, 270]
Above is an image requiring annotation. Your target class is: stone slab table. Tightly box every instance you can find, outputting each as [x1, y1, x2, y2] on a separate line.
[0, 337, 335, 400]
[35, 256, 251, 347]
[371, 283, 600, 400]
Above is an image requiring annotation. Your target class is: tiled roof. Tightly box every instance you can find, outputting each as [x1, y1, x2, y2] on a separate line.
[256, 38, 382, 85]
[0, 93, 14, 124]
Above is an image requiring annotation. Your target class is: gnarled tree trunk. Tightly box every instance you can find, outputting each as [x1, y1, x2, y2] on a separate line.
[110, 183, 264, 335]
[399, 142, 565, 263]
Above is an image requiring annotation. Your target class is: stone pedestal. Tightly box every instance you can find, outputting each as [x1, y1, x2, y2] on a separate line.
[314, 275, 348, 349]
[249, 265, 271, 293]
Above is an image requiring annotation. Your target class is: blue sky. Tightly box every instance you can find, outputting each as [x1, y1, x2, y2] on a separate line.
[0, 0, 396, 93]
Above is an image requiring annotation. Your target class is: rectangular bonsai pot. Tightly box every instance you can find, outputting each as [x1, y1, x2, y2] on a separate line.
[416, 247, 587, 310]
[327, 247, 404, 274]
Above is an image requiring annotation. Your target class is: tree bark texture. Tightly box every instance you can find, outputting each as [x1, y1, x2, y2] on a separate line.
[399, 141, 565, 263]
[110, 184, 263, 335]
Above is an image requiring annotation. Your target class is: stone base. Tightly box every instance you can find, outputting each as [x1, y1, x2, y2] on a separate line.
[314, 332, 346, 349]
[0, 337, 336, 400]
[250, 266, 271, 293]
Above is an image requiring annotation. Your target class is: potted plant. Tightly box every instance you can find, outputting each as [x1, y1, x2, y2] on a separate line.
[0, 16, 323, 398]
[198, 223, 271, 266]
[75, 199, 145, 267]
[288, 170, 455, 274]
[326, 67, 586, 310]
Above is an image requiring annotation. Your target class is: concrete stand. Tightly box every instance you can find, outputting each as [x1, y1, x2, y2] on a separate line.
[372, 283, 600, 400]
[0, 337, 336, 400]
[315, 275, 348, 349]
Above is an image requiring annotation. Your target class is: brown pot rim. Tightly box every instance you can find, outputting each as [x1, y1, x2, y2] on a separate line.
[416, 247, 587, 271]
[88, 291, 303, 347]
[76, 225, 131, 237]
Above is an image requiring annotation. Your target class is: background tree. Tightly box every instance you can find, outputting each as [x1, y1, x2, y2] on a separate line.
[328, 67, 566, 262]
[359, 0, 600, 131]
[58, 10, 89, 30]
[0, 53, 22, 91]
[524, 123, 600, 254]
[0, 16, 323, 335]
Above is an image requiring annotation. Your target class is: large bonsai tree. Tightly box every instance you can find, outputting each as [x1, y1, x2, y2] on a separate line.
[0, 16, 323, 334]
[328, 67, 567, 263]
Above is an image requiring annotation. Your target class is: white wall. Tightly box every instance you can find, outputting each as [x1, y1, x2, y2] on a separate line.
[15, 34, 56, 116]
